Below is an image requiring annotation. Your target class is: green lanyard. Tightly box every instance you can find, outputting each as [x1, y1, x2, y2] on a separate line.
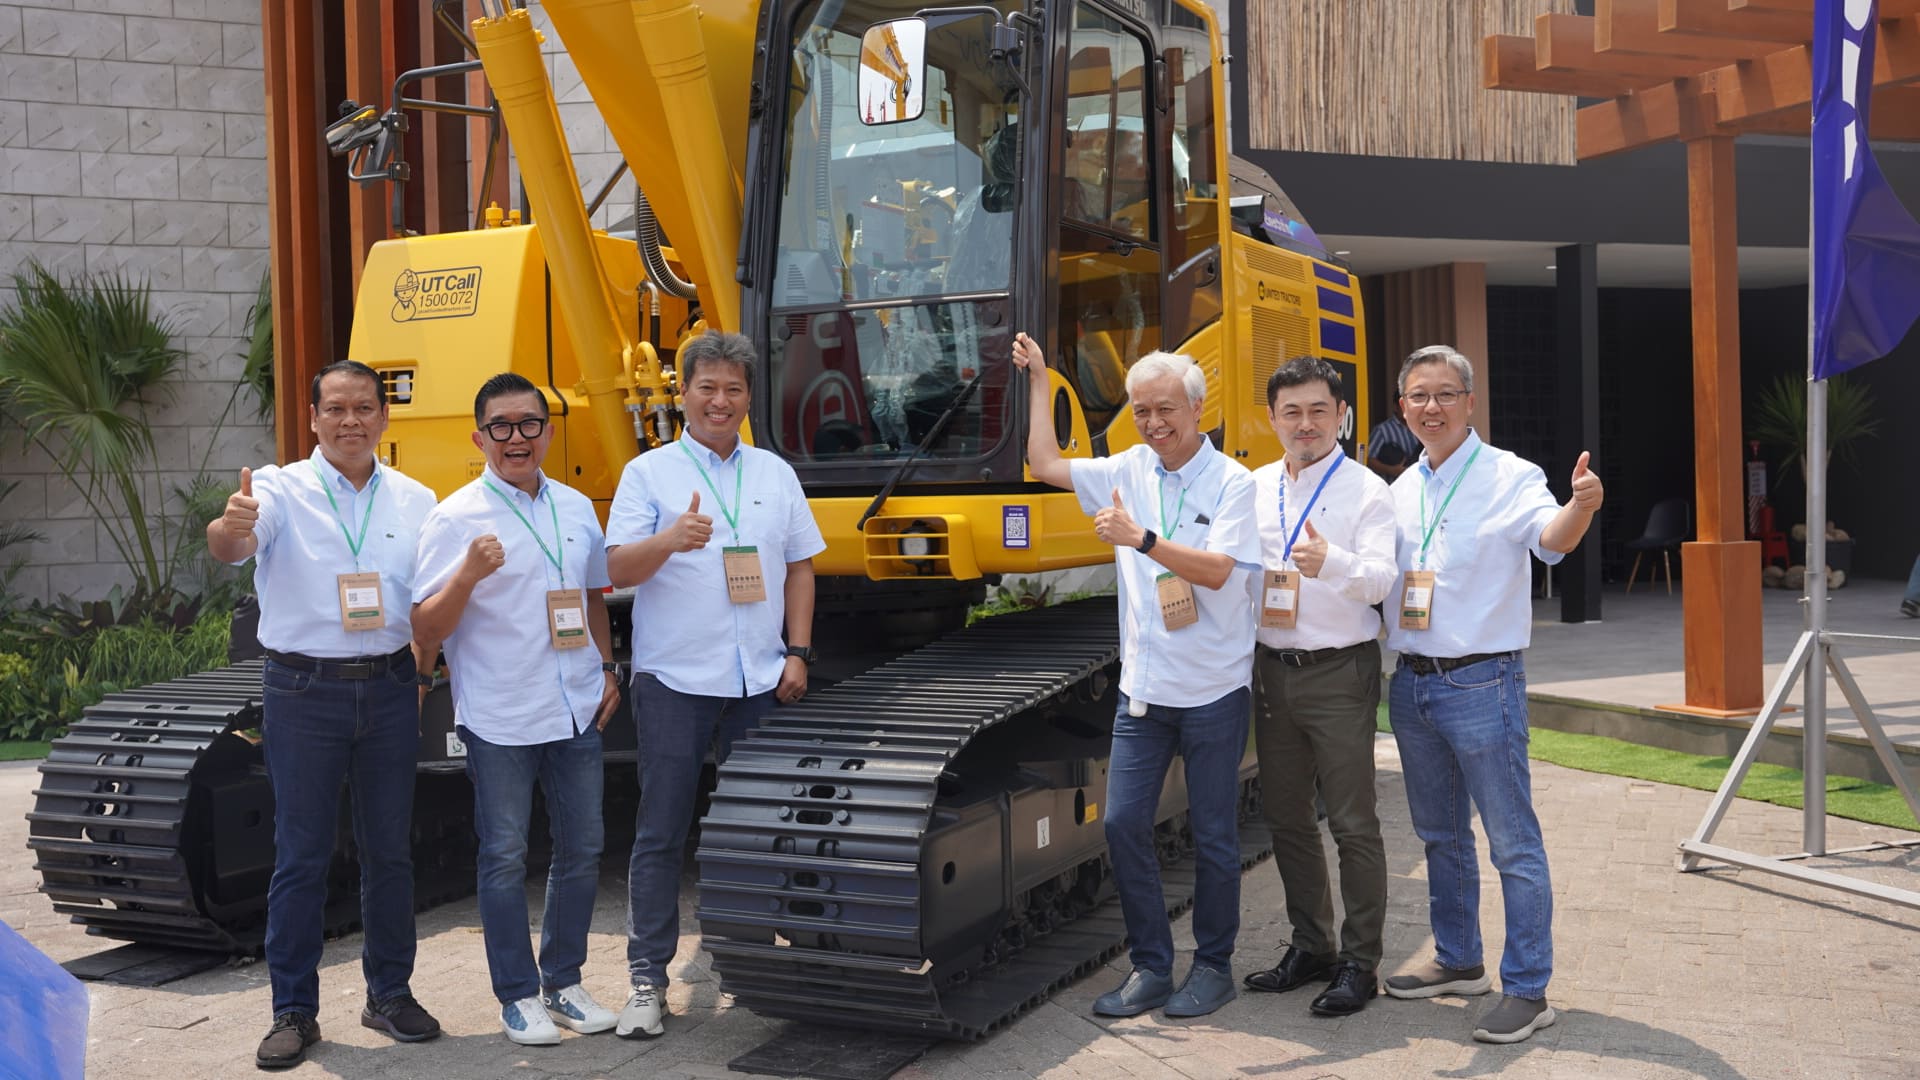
[1417, 444, 1482, 569]
[680, 439, 744, 538]
[311, 462, 380, 569]
[1157, 472, 1189, 537]
[482, 479, 565, 584]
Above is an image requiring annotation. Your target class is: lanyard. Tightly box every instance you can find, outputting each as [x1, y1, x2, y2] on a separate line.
[680, 440, 743, 537]
[1417, 444, 1482, 568]
[482, 479, 565, 583]
[311, 462, 380, 568]
[1278, 453, 1343, 563]
[1157, 472, 1189, 536]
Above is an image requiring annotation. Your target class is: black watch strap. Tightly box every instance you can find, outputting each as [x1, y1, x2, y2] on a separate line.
[785, 645, 817, 664]
[1137, 529, 1157, 555]
[601, 661, 618, 673]
[414, 672, 435, 687]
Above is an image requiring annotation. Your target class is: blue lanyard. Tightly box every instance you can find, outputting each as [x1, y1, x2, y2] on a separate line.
[1277, 453, 1342, 563]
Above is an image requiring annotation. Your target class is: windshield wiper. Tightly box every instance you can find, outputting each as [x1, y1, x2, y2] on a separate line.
[854, 368, 987, 529]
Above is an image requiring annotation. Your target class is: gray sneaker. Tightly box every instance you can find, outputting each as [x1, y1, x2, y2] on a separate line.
[1472, 994, 1556, 1043]
[1382, 961, 1492, 999]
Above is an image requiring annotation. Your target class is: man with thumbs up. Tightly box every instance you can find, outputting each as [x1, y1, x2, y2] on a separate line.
[206, 360, 442, 1069]
[1012, 332, 1260, 1021]
[1380, 346, 1602, 1045]
[604, 330, 824, 1039]
[1242, 357, 1398, 1018]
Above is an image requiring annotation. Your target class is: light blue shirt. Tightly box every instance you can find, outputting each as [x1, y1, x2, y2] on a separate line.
[1070, 441, 1261, 709]
[412, 467, 612, 746]
[1385, 431, 1564, 658]
[238, 449, 436, 658]
[606, 435, 826, 698]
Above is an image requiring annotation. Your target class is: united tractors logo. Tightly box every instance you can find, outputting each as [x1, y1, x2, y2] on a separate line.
[391, 266, 482, 322]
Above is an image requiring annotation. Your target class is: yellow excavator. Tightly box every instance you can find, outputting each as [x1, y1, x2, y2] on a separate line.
[30, 0, 1365, 1039]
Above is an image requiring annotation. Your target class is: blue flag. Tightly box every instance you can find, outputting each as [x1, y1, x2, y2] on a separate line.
[1813, 0, 1920, 379]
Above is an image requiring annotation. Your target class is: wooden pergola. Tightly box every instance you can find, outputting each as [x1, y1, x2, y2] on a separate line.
[1483, 0, 1920, 715]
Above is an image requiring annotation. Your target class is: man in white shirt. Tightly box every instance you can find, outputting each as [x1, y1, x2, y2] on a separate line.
[410, 373, 624, 1047]
[209, 360, 443, 1070]
[1380, 346, 1602, 1045]
[1011, 332, 1260, 1020]
[1241, 357, 1397, 1017]
[604, 331, 825, 1039]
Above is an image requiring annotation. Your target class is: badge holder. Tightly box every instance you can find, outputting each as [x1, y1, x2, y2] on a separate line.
[1260, 570, 1300, 630]
[1399, 569, 1435, 631]
[337, 572, 385, 632]
[547, 588, 590, 649]
[724, 546, 768, 603]
[1156, 572, 1197, 631]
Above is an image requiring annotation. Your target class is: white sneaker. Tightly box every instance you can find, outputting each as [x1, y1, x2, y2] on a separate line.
[615, 985, 665, 1039]
[543, 983, 617, 1034]
[501, 996, 561, 1045]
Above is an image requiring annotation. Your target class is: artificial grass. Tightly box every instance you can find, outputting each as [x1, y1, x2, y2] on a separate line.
[1374, 703, 1919, 832]
[0, 740, 51, 761]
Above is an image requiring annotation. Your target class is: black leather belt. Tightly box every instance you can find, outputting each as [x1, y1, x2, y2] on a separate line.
[1398, 650, 1516, 676]
[265, 645, 411, 680]
[1258, 641, 1373, 669]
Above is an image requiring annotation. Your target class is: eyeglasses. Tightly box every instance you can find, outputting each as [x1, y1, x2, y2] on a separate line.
[1402, 390, 1466, 408]
[482, 417, 548, 442]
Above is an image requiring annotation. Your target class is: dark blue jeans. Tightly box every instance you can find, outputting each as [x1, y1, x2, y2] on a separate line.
[262, 656, 420, 1017]
[1105, 686, 1250, 978]
[1905, 555, 1920, 606]
[461, 723, 604, 1004]
[1389, 654, 1552, 1000]
[626, 672, 774, 988]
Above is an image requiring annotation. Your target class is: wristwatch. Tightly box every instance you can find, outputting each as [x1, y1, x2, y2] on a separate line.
[784, 645, 817, 665]
[601, 661, 619, 674]
[1137, 529, 1157, 555]
[414, 673, 435, 687]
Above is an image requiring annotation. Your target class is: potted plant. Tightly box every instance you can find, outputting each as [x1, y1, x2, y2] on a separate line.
[1749, 371, 1880, 573]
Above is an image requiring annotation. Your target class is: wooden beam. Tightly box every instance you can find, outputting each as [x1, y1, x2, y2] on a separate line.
[1538, 13, 1719, 81]
[1686, 134, 1744, 549]
[1598, 0, 1782, 61]
[1737, 84, 1920, 137]
[1577, 82, 1718, 158]
[1660, 0, 1812, 43]
[1484, 34, 1643, 97]
[1730, 0, 1920, 17]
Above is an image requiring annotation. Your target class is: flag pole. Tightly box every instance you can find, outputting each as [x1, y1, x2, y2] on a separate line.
[1803, 273, 1828, 857]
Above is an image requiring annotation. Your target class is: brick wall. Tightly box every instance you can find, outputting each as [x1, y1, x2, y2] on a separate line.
[0, 0, 273, 606]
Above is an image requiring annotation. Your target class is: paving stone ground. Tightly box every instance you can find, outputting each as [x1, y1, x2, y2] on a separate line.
[8, 728, 1920, 1080]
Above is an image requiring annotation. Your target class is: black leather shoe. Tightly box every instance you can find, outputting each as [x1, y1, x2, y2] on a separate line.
[1242, 946, 1336, 993]
[1309, 962, 1377, 1016]
[256, 1012, 319, 1070]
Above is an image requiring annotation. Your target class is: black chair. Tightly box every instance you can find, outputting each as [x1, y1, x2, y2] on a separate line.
[1625, 498, 1690, 594]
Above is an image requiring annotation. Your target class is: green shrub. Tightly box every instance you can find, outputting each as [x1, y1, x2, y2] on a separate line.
[0, 609, 231, 741]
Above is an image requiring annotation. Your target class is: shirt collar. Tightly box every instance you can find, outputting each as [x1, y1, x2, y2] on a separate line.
[308, 447, 380, 492]
[1153, 438, 1216, 485]
[1418, 429, 1482, 486]
[680, 433, 743, 467]
[1284, 447, 1346, 487]
[481, 464, 550, 502]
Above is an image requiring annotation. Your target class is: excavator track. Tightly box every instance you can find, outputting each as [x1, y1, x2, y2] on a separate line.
[697, 599, 1269, 1040]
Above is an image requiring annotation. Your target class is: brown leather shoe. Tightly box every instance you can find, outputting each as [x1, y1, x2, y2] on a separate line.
[255, 1012, 319, 1070]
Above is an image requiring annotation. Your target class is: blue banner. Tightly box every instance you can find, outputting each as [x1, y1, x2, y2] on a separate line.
[1812, 0, 1920, 378]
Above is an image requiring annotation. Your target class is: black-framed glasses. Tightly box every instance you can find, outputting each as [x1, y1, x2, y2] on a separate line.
[1402, 390, 1466, 408]
[482, 417, 548, 442]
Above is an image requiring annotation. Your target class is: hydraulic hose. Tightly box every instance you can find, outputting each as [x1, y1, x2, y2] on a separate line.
[635, 182, 700, 300]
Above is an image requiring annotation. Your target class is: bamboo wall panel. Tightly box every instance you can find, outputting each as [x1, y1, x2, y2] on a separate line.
[1247, 0, 1575, 164]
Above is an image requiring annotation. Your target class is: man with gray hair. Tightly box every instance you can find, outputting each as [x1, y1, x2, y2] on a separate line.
[1011, 331, 1260, 1020]
[1380, 345, 1602, 1045]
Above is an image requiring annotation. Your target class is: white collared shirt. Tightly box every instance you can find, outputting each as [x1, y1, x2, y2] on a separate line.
[1384, 431, 1564, 658]
[606, 435, 826, 698]
[238, 449, 437, 658]
[1069, 440, 1261, 709]
[412, 467, 612, 745]
[1252, 449, 1398, 651]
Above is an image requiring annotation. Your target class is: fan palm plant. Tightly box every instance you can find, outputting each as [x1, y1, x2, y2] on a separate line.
[1750, 371, 1882, 481]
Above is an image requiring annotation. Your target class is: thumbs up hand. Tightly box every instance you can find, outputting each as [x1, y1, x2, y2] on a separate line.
[1294, 516, 1330, 578]
[1094, 486, 1145, 550]
[665, 490, 714, 553]
[1569, 450, 1603, 512]
[220, 466, 260, 539]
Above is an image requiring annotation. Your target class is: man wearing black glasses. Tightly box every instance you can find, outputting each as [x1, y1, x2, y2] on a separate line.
[411, 372, 624, 1047]
[1379, 346, 1602, 1045]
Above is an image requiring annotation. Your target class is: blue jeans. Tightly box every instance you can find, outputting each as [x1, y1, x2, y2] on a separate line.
[1389, 654, 1552, 1000]
[262, 656, 420, 1017]
[461, 723, 604, 1004]
[1905, 555, 1920, 606]
[1105, 686, 1250, 977]
[626, 672, 774, 988]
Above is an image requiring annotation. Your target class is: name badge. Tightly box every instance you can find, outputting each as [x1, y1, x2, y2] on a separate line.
[1156, 572, 1197, 631]
[724, 546, 767, 604]
[1260, 570, 1299, 630]
[337, 572, 385, 632]
[1399, 570, 1435, 631]
[546, 588, 590, 649]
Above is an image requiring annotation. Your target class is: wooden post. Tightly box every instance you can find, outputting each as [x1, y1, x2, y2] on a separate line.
[343, 0, 391, 289]
[1673, 135, 1763, 715]
[263, 0, 333, 464]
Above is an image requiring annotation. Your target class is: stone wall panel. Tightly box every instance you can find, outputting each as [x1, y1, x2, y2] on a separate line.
[124, 15, 222, 66]
[128, 107, 222, 155]
[31, 193, 132, 243]
[75, 58, 174, 107]
[27, 101, 129, 151]
[220, 22, 258, 68]
[0, 193, 30, 239]
[21, 8, 125, 59]
[78, 148, 177, 197]
[3, 55, 78, 105]
[132, 198, 227, 245]
[178, 154, 261, 200]
[0, 100, 25, 147]
[173, 65, 256, 111]
[1, 145, 78, 194]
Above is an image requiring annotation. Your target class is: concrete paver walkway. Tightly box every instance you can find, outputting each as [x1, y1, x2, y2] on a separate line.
[7, 729, 1920, 1079]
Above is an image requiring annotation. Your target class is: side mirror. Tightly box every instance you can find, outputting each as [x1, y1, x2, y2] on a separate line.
[859, 18, 927, 125]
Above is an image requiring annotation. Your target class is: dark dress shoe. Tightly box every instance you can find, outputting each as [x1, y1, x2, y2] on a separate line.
[256, 1012, 319, 1070]
[1309, 962, 1378, 1016]
[1093, 968, 1174, 1017]
[1243, 946, 1336, 993]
